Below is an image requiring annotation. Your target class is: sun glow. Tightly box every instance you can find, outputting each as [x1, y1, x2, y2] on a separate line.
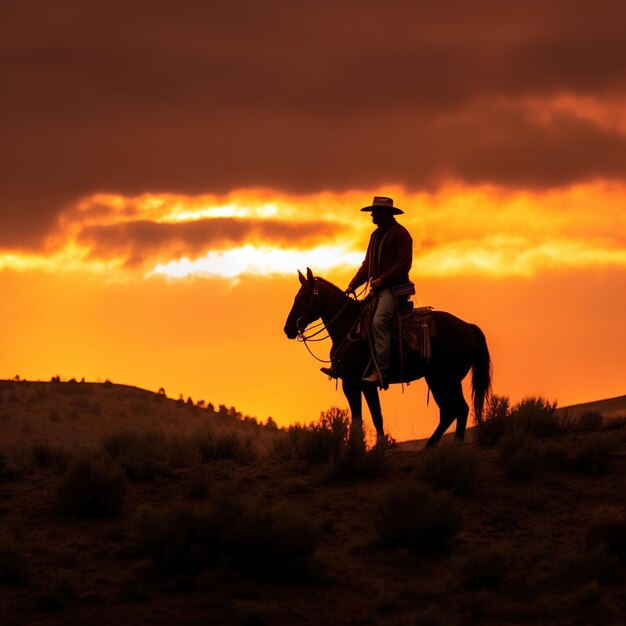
[150, 245, 364, 280]
[3, 183, 626, 281]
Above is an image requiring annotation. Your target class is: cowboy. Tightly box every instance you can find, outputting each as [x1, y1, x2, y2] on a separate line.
[341, 196, 413, 387]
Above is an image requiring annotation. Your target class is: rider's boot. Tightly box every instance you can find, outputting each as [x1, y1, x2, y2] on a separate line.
[362, 370, 389, 390]
[320, 365, 338, 379]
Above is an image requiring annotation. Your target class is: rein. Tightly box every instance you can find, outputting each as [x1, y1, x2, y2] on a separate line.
[296, 278, 363, 363]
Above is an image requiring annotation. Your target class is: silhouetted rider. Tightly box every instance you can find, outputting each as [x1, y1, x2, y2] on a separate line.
[322, 196, 413, 387]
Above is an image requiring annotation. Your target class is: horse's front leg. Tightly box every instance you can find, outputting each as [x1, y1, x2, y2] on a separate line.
[362, 383, 384, 438]
[342, 378, 363, 429]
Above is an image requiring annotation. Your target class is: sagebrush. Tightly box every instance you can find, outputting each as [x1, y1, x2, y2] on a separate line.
[375, 481, 460, 552]
[54, 459, 125, 517]
[414, 442, 479, 494]
[134, 485, 319, 579]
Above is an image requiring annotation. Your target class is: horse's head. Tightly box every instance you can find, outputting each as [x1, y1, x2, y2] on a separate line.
[284, 267, 321, 339]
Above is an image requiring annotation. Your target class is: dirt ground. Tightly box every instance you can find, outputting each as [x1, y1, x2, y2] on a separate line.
[2, 381, 626, 625]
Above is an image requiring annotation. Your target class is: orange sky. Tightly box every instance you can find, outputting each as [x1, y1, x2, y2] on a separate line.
[1, 2, 625, 440]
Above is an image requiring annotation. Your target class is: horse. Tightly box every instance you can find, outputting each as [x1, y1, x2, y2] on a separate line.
[283, 268, 492, 447]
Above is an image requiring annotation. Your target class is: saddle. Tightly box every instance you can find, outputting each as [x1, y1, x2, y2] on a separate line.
[394, 303, 437, 363]
[358, 296, 437, 366]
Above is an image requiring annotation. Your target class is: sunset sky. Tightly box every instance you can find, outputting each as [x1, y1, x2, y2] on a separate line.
[2, 1, 625, 441]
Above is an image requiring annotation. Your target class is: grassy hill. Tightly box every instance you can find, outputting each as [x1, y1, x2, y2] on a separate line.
[2, 384, 626, 625]
[0, 379, 278, 450]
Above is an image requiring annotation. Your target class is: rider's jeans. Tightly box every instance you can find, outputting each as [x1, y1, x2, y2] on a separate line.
[372, 288, 396, 374]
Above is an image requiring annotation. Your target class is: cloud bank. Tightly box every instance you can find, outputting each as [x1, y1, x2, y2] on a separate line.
[2, 1, 626, 249]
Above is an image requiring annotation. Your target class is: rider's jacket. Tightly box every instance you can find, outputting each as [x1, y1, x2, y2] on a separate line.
[348, 219, 413, 291]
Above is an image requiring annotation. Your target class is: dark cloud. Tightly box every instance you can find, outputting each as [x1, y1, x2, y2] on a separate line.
[2, 0, 626, 249]
[78, 217, 343, 266]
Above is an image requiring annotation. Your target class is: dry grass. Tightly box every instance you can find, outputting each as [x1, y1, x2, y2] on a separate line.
[374, 481, 461, 552]
[2, 381, 626, 625]
[453, 544, 509, 589]
[0, 529, 29, 585]
[413, 441, 479, 494]
[54, 459, 125, 517]
[133, 486, 320, 580]
[273, 407, 388, 479]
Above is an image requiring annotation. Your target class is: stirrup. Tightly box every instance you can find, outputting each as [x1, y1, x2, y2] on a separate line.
[362, 371, 389, 390]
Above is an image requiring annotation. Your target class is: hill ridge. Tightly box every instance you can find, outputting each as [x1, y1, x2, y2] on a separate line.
[0, 378, 277, 449]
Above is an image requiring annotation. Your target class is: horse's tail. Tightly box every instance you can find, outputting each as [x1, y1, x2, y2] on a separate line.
[470, 324, 492, 424]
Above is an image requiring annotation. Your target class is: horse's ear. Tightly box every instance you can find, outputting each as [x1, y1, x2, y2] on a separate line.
[306, 267, 314, 283]
[298, 270, 306, 286]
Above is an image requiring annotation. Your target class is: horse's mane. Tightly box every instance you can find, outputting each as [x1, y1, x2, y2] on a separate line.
[315, 276, 347, 297]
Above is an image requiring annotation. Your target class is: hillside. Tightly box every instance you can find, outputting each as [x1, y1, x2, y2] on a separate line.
[2, 384, 626, 624]
[1, 392, 626, 624]
[0, 379, 279, 450]
[559, 394, 626, 419]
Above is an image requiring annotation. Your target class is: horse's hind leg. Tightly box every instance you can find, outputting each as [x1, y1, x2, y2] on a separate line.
[362, 384, 384, 438]
[453, 385, 470, 442]
[425, 377, 468, 447]
[342, 378, 363, 429]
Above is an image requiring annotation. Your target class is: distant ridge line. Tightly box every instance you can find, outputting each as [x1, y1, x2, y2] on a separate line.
[559, 394, 626, 417]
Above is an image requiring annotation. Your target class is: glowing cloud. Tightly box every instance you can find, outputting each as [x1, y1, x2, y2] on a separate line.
[150, 245, 364, 280]
[2, 183, 626, 280]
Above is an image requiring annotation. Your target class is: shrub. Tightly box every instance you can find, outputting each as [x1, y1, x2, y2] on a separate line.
[375, 481, 460, 552]
[604, 415, 626, 432]
[167, 435, 202, 469]
[193, 431, 255, 464]
[30, 444, 70, 473]
[544, 433, 618, 474]
[103, 431, 173, 480]
[103, 430, 255, 480]
[269, 432, 294, 461]
[578, 411, 603, 433]
[414, 442, 478, 495]
[474, 394, 510, 445]
[499, 427, 540, 480]
[0, 448, 37, 479]
[586, 507, 626, 561]
[327, 423, 388, 480]
[134, 486, 319, 579]
[454, 545, 508, 589]
[508, 396, 562, 439]
[287, 407, 350, 465]
[185, 466, 211, 499]
[103, 431, 153, 461]
[55, 459, 125, 517]
[0, 530, 28, 584]
[278, 408, 387, 478]
[576, 547, 622, 584]
[114, 432, 171, 481]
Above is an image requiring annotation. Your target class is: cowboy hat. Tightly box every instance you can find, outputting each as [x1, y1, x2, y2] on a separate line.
[360, 196, 404, 215]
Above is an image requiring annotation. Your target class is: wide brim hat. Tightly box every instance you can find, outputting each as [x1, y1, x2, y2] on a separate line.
[360, 196, 404, 215]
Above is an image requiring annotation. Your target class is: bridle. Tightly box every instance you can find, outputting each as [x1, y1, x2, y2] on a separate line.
[296, 278, 363, 363]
